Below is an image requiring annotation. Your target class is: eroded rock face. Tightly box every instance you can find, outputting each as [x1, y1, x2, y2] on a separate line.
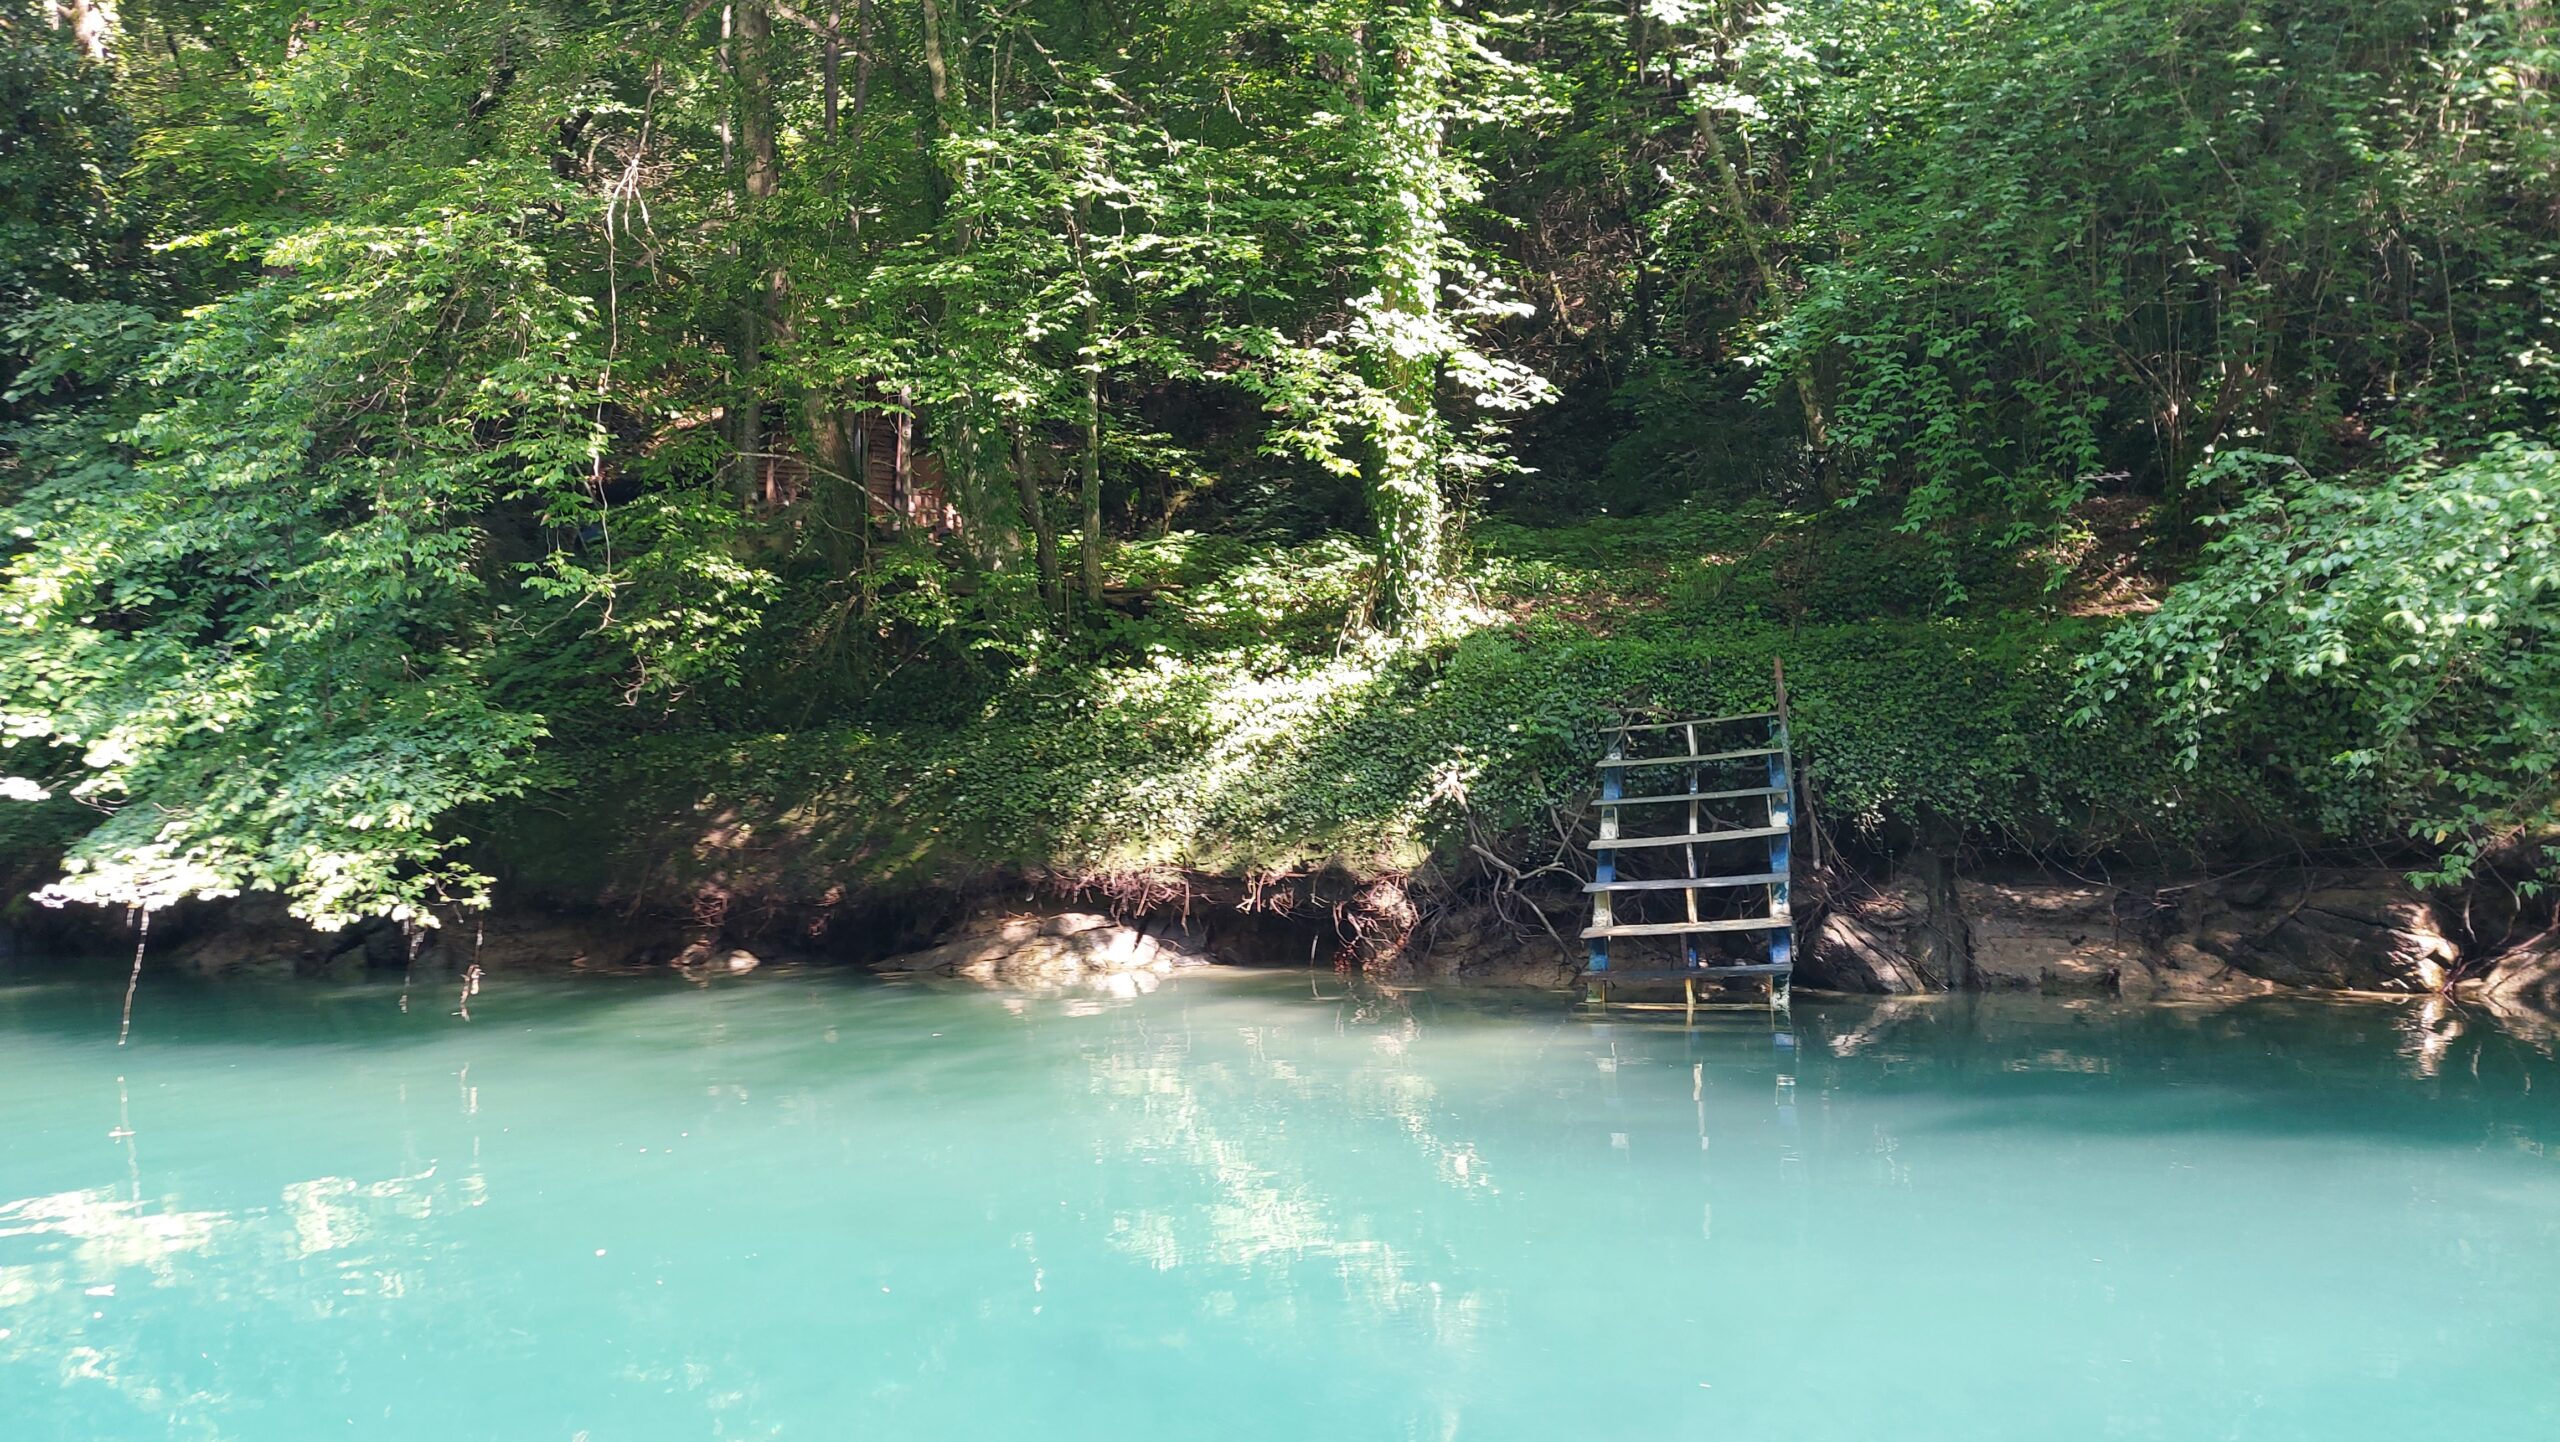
[448, 917, 699, 974]
[2463, 930, 2560, 1021]
[1400, 901, 1581, 988]
[1805, 875, 1934, 993]
[2135, 938, 2280, 999]
[1956, 880, 2146, 992]
[1946, 869, 2459, 996]
[1795, 866, 2471, 1000]
[2182, 871, 2459, 993]
[156, 903, 412, 980]
[139, 897, 713, 979]
[884, 910, 1214, 983]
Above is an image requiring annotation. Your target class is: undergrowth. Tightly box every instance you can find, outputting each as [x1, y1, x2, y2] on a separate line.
[482, 507, 2274, 905]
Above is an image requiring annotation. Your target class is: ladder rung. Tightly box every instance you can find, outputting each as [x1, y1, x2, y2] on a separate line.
[1610, 712, 1777, 734]
[1599, 748, 1783, 770]
[1596, 786, 1787, 809]
[1584, 962, 1794, 980]
[1593, 826, 1786, 851]
[1581, 915, 1793, 939]
[1583, 873, 1785, 893]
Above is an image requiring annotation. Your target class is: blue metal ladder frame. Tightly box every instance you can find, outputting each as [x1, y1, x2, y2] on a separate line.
[1585, 660, 1797, 1009]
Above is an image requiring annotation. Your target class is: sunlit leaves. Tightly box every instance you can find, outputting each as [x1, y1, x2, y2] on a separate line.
[0, 209, 608, 927]
[2087, 436, 2560, 881]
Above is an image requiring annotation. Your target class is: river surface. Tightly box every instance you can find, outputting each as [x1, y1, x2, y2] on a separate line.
[1, 966, 2556, 1440]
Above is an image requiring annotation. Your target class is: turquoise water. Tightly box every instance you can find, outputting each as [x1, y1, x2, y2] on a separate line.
[2, 968, 2556, 1440]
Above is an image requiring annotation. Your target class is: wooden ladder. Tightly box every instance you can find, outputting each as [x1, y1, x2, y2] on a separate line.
[1584, 661, 1798, 1009]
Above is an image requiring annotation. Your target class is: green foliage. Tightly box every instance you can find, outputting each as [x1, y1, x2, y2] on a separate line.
[1756, 0, 2560, 556]
[0, 209, 611, 926]
[526, 600, 2193, 905]
[3, 0, 2556, 928]
[0, 0, 141, 389]
[2087, 436, 2560, 883]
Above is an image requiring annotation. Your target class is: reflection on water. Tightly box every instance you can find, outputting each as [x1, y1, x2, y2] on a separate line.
[0, 970, 2556, 1441]
[1086, 1002, 1494, 1376]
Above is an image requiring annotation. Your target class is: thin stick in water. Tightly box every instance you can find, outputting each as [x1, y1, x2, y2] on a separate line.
[118, 909, 150, 1047]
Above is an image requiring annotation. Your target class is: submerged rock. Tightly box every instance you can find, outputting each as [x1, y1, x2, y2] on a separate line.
[666, 938, 766, 975]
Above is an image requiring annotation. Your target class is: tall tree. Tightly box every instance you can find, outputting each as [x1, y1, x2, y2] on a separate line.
[1356, 0, 1458, 631]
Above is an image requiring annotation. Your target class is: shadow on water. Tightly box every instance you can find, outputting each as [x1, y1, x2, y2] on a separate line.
[0, 956, 769, 1051]
[6, 955, 2559, 1150]
[1782, 993, 2560, 1152]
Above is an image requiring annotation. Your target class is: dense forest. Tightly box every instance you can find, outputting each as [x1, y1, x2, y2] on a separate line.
[1, 0, 2555, 941]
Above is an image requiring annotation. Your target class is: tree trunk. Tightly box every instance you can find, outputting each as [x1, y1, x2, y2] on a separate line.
[1081, 367, 1103, 607]
[1063, 202, 1106, 607]
[1912, 811, 1970, 989]
[1691, 88, 1827, 452]
[918, 0, 958, 121]
[802, 0, 886, 563]
[53, 0, 112, 62]
[916, 0, 994, 559]
[1362, 0, 1454, 636]
[852, 0, 876, 133]
[731, 0, 781, 501]
[950, 413, 994, 566]
[736, 2, 779, 201]
[1013, 427, 1062, 614]
[806, 403, 860, 565]
[823, 1, 841, 139]
[893, 399, 915, 525]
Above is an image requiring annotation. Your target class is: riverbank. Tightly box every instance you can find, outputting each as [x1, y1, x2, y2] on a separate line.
[3, 510, 2548, 1010]
[17, 850, 2552, 1030]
